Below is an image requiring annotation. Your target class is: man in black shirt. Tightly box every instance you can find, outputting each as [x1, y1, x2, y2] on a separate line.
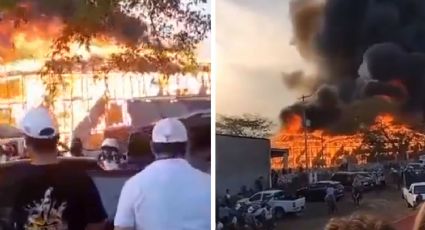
[8, 107, 107, 230]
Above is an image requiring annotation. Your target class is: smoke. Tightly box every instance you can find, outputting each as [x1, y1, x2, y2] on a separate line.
[289, 0, 325, 60]
[280, 85, 342, 130]
[282, 70, 318, 91]
[282, 0, 425, 132]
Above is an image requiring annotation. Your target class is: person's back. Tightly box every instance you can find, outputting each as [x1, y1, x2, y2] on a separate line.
[116, 158, 210, 229]
[114, 118, 210, 230]
[9, 164, 106, 229]
[9, 107, 107, 230]
[326, 186, 336, 198]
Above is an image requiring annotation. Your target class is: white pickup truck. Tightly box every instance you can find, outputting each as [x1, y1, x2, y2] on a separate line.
[402, 182, 425, 208]
[237, 190, 306, 219]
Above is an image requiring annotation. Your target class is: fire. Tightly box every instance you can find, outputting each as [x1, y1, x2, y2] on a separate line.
[272, 113, 425, 169]
[375, 113, 394, 125]
[283, 113, 303, 133]
[0, 9, 210, 149]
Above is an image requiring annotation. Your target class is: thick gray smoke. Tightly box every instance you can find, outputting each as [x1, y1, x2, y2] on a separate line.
[282, 0, 425, 132]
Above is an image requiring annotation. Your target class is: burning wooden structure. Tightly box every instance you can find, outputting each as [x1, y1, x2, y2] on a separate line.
[272, 113, 425, 169]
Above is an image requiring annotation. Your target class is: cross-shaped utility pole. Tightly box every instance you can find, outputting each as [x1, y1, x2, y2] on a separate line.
[299, 94, 312, 170]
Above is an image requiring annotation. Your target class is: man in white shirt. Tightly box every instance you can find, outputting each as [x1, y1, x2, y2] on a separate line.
[114, 118, 211, 230]
[325, 186, 336, 214]
[325, 186, 336, 198]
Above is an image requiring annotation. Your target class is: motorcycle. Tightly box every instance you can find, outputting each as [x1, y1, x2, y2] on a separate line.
[244, 205, 267, 229]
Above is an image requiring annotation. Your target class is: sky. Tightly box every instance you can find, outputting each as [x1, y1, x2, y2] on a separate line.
[216, 0, 307, 120]
[196, 0, 211, 63]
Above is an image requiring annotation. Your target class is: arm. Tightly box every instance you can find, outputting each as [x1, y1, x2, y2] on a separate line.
[81, 175, 108, 230]
[114, 180, 137, 230]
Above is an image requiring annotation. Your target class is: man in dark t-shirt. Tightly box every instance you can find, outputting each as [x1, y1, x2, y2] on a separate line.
[8, 107, 107, 230]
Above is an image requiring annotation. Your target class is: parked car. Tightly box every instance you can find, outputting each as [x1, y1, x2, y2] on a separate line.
[331, 171, 375, 191]
[330, 172, 357, 189]
[296, 181, 344, 202]
[369, 170, 386, 186]
[402, 182, 425, 208]
[406, 163, 425, 171]
[237, 190, 305, 219]
[354, 172, 376, 190]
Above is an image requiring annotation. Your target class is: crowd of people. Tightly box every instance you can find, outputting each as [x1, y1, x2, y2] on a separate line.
[0, 107, 211, 229]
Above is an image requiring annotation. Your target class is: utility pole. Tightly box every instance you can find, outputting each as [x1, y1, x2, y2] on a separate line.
[299, 94, 312, 170]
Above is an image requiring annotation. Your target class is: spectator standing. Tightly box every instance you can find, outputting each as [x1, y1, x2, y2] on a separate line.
[97, 138, 127, 171]
[126, 132, 154, 170]
[114, 118, 210, 230]
[225, 189, 232, 206]
[7, 107, 107, 230]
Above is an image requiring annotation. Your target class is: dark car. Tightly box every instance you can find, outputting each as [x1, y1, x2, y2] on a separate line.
[0, 157, 138, 229]
[330, 171, 357, 190]
[354, 172, 375, 191]
[296, 181, 344, 202]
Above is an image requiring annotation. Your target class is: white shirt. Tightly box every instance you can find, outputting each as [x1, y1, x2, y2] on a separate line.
[326, 187, 335, 197]
[114, 158, 211, 230]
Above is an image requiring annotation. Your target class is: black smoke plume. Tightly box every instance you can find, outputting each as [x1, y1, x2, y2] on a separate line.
[282, 0, 425, 132]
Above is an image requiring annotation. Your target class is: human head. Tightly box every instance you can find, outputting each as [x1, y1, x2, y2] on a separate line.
[98, 138, 127, 170]
[127, 132, 151, 158]
[189, 125, 210, 156]
[325, 214, 395, 230]
[150, 118, 188, 158]
[20, 107, 59, 157]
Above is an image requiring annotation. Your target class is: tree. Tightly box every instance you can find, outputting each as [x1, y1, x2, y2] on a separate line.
[216, 114, 275, 138]
[360, 119, 414, 162]
[0, 0, 210, 103]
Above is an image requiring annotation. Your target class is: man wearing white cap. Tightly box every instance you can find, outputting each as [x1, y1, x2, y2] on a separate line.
[5, 107, 107, 230]
[97, 138, 128, 171]
[114, 118, 211, 230]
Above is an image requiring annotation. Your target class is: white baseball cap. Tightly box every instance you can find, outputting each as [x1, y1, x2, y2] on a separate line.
[152, 118, 188, 143]
[19, 107, 58, 139]
[101, 138, 120, 149]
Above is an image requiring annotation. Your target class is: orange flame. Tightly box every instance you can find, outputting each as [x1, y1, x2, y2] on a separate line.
[283, 113, 303, 133]
[272, 113, 425, 169]
[0, 13, 210, 149]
